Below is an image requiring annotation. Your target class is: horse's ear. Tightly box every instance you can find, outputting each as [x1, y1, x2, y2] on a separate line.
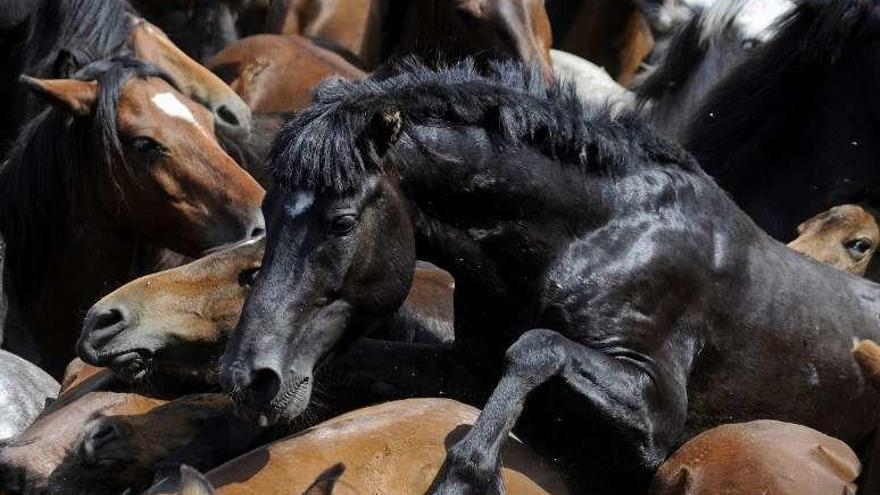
[854, 339, 880, 392]
[179, 465, 215, 495]
[368, 109, 403, 158]
[302, 463, 346, 495]
[19, 76, 98, 116]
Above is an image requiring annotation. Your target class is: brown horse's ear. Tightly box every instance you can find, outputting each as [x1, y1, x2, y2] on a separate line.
[302, 463, 346, 495]
[179, 465, 215, 495]
[19, 76, 98, 116]
[853, 339, 880, 391]
[369, 109, 403, 158]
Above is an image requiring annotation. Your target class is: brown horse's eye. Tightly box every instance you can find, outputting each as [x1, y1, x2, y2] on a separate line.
[130, 136, 168, 158]
[238, 267, 260, 287]
[845, 238, 873, 258]
[331, 214, 358, 235]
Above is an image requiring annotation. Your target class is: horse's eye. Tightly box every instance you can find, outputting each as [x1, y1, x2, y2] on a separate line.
[845, 238, 873, 258]
[741, 38, 759, 50]
[238, 267, 260, 287]
[331, 214, 358, 235]
[130, 136, 168, 157]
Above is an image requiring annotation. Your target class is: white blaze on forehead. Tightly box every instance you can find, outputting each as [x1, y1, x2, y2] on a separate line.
[286, 192, 315, 218]
[151, 92, 197, 124]
[736, 0, 794, 41]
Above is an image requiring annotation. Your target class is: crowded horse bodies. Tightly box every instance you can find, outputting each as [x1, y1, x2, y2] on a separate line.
[4, 1, 880, 495]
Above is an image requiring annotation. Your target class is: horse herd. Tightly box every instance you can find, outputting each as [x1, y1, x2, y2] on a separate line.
[2, 0, 880, 494]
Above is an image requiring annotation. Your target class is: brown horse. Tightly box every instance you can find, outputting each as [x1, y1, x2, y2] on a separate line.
[788, 205, 880, 277]
[1, 58, 265, 377]
[548, 0, 655, 86]
[265, 0, 553, 79]
[208, 34, 365, 114]
[77, 237, 453, 384]
[648, 420, 860, 495]
[148, 399, 568, 495]
[0, 366, 230, 495]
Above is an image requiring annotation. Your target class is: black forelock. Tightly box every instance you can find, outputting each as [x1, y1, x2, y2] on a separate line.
[268, 58, 699, 194]
[0, 57, 176, 301]
[634, 7, 707, 104]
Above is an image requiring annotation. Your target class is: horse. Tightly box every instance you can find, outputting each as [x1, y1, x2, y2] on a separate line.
[635, 0, 793, 140]
[549, 50, 634, 111]
[546, 0, 655, 86]
[0, 0, 252, 154]
[263, 0, 553, 80]
[648, 420, 860, 495]
[0, 57, 265, 377]
[788, 205, 880, 277]
[0, 366, 229, 495]
[207, 34, 365, 114]
[129, 0, 242, 63]
[77, 236, 454, 385]
[219, 60, 880, 494]
[0, 350, 60, 442]
[682, 0, 880, 243]
[142, 399, 567, 495]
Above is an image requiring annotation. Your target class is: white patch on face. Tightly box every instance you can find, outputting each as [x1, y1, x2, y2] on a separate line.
[736, 0, 794, 42]
[286, 192, 315, 218]
[151, 92, 197, 124]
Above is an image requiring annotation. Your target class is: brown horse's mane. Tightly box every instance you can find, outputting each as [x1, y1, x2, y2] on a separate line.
[0, 57, 175, 302]
[268, 58, 699, 194]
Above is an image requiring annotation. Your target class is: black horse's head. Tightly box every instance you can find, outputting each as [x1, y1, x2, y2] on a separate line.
[221, 101, 417, 424]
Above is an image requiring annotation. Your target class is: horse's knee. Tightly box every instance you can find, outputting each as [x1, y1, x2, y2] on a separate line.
[503, 329, 566, 381]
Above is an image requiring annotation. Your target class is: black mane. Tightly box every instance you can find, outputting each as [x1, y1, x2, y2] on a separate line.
[0, 57, 174, 301]
[682, 0, 874, 168]
[269, 59, 698, 193]
[634, 6, 706, 104]
[21, 0, 134, 78]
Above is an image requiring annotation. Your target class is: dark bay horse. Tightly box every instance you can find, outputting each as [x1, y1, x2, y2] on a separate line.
[635, 0, 793, 140]
[682, 0, 879, 242]
[221, 60, 880, 494]
[0, 0, 251, 153]
[1, 58, 264, 377]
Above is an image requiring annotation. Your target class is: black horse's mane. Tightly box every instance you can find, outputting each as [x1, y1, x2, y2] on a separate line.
[634, 5, 706, 103]
[0, 57, 175, 301]
[682, 0, 874, 165]
[21, 0, 134, 78]
[269, 59, 698, 193]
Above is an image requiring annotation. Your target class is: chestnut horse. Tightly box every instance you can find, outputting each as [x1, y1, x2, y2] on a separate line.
[788, 205, 880, 277]
[77, 237, 453, 384]
[0, 0, 251, 154]
[0, 58, 264, 377]
[223, 61, 880, 494]
[146, 399, 567, 495]
[208, 34, 365, 114]
[0, 367, 230, 495]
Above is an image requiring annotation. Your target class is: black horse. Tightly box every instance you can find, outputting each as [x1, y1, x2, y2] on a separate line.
[220, 60, 880, 493]
[682, 0, 880, 244]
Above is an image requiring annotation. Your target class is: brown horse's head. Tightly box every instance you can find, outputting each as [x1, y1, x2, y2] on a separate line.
[73, 394, 231, 494]
[129, 17, 253, 135]
[22, 59, 265, 257]
[788, 205, 880, 276]
[78, 237, 264, 383]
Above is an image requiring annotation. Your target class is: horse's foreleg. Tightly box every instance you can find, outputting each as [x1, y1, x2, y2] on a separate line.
[427, 328, 687, 495]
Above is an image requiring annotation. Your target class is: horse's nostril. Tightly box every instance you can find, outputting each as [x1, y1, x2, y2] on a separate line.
[216, 105, 240, 127]
[79, 306, 131, 363]
[249, 368, 281, 404]
[250, 226, 265, 238]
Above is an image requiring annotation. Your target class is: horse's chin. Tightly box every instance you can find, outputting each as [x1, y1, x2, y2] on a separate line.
[108, 350, 153, 383]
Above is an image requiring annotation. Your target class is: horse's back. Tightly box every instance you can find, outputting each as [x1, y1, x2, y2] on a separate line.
[205, 399, 569, 495]
[0, 349, 58, 441]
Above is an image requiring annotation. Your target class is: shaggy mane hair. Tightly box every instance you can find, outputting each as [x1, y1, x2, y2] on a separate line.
[0, 57, 175, 301]
[682, 0, 874, 167]
[268, 59, 698, 193]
